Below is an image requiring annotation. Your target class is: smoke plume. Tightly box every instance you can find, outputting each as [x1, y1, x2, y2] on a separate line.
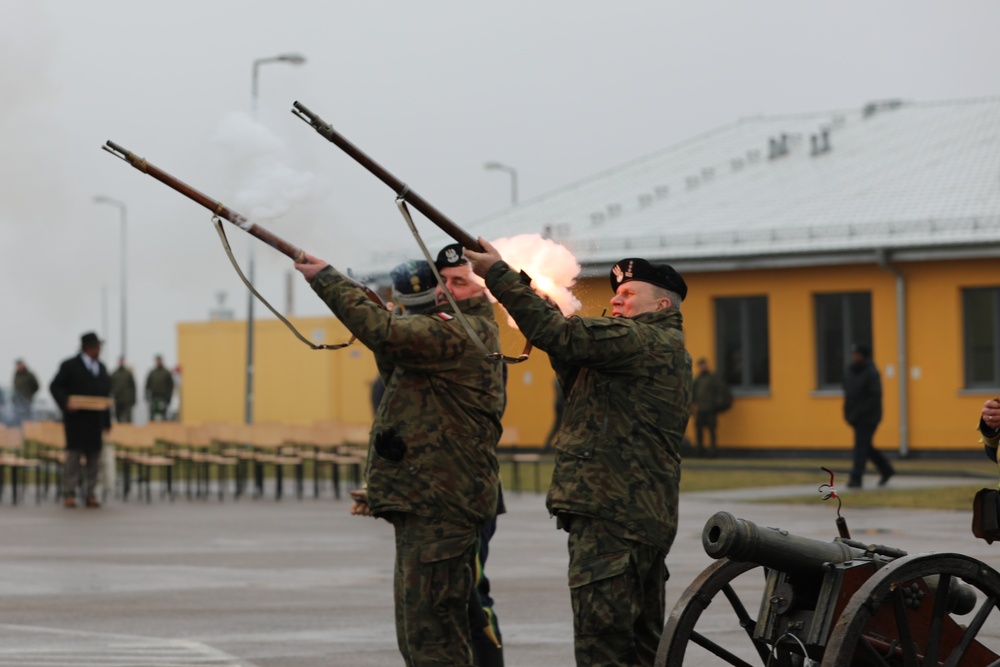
[485, 233, 581, 328]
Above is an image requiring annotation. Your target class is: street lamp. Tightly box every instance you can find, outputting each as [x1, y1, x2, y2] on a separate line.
[484, 161, 518, 205]
[93, 195, 127, 363]
[245, 52, 306, 425]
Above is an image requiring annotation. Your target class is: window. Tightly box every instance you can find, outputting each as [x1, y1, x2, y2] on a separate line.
[815, 292, 872, 389]
[715, 296, 770, 390]
[963, 287, 1000, 388]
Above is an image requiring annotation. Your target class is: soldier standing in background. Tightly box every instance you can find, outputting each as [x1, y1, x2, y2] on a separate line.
[295, 244, 504, 666]
[467, 243, 693, 667]
[691, 357, 731, 458]
[110, 357, 136, 423]
[145, 355, 174, 422]
[12, 359, 40, 425]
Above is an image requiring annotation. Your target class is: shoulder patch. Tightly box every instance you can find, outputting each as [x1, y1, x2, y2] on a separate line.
[435, 312, 454, 321]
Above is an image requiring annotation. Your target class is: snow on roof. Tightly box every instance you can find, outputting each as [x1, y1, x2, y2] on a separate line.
[464, 96, 1000, 269]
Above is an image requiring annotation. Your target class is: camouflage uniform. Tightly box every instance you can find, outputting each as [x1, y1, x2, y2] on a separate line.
[310, 266, 504, 666]
[691, 369, 728, 455]
[145, 365, 174, 421]
[12, 367, 39, 424]
[110, 366, 137, 423]
[485, 261, 692, 666]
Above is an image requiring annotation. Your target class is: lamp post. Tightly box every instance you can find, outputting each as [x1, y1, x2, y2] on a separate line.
[484, 161, 518, 205]
[93, 195, 127, 363]
[244, 52, 306, 426]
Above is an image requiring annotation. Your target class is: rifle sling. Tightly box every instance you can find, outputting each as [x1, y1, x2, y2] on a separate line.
[394, 199, 530, 364]
[211, 217, 356, 351]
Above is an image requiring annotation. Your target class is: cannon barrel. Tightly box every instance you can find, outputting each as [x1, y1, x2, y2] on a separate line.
[703, 512, 978, 615]
[703, 511, 864, 575]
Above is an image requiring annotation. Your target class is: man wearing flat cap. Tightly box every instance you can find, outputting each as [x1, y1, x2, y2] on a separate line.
[295, 243, 504, 666]
[467, 242, 692, 667]
[50, 332, 112, 508]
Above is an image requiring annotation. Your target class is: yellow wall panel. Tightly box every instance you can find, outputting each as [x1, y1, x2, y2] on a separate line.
[178, 258, 999, 453]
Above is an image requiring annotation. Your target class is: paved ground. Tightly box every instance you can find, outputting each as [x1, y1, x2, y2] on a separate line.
[0, 471, 998, 666]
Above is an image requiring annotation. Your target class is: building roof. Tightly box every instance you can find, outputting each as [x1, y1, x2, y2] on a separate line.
[463, 96, 1000, 273]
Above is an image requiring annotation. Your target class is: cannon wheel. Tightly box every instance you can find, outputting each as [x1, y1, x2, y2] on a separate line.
[655, 557, 807, 666]
[822, 553, 1000, 667]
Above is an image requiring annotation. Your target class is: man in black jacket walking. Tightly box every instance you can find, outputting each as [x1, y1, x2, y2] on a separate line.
[50, 332, 112, 508]
[843, 342, 894, 489]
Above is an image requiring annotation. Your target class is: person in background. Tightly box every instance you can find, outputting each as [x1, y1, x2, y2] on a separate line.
[690, 357, 731, 458]
[12, 359, 40, 425]
[49, 332, 111, 508]
[467, 243, 692, 667]
[145, 355, 174, 422]
[110, 357, 136, 423]
[542, 378, 565, 451]
[842, 342, 894, 489]
[296, 245, 505, 666]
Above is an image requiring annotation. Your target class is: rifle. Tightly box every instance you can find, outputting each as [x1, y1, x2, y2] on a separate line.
[290, 101, 483, 252]
[289, 103, 531, 363]
[101, 140, 382, 349]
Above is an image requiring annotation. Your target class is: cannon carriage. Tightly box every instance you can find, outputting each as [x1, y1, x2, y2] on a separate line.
[656, 511, 1000, 667]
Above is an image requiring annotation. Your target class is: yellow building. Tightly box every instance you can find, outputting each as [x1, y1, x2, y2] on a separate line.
[178, 97, 1000, 454]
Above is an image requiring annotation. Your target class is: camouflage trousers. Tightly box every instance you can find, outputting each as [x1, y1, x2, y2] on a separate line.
[391, 513, 479, 667]
[563, 514, 668, 667]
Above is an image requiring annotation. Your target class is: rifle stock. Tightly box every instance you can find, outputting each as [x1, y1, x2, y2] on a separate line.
[290, 101, 484, 252]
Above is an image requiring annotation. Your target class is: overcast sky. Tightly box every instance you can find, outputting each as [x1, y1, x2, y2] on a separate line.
[2, 0, 999, 399]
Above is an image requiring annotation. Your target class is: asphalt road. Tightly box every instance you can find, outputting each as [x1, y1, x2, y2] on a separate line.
[0, 472, 997, 666]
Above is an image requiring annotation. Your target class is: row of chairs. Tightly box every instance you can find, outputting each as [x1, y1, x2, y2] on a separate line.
[1, 421, 370, 505]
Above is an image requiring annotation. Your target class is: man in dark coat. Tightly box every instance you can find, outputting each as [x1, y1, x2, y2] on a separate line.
[843, 342, 894, 488]
[50, 332, 112, 508]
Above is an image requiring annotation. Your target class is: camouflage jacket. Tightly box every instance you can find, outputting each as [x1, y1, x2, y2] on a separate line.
[311, 266, 503, 528]
[111, 367, 137, 406]
[13, 369, 39, 400]
[692, 370, 728, 413]
[486, 262, 692, 553]
[145, 367, 174, 402]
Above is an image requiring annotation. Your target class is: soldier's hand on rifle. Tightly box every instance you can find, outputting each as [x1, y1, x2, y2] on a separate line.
[984, 397, 1000, 429]
[293, 252, 329, 283]
[464, 237, 503, 278]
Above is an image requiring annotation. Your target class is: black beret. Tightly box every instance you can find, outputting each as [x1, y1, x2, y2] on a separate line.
[850, 342, 872, 358]
[389, 260, 438, 310]
[609, 258, 687, 300]
[435, 243, 469, 272]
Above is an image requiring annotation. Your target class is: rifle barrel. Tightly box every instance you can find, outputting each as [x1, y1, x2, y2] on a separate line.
[291, 101, 483, 252]
[102, 140, 305, 262]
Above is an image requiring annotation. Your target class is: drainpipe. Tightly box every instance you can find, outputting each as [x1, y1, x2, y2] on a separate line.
[876, 248, 909, 457]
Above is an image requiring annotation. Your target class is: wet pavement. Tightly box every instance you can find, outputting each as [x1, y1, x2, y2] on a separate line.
[0, 471, 997, 666]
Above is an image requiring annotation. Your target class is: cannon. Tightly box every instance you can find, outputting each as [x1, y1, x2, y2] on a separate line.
[656, 511, 1000, 666]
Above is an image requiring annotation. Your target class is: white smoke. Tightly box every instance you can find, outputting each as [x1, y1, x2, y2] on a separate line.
[211, 111, 317, 222]
[483, 233, 582, 328]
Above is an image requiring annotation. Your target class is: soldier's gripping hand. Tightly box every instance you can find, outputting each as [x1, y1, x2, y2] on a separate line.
[293, 252, 330, 283]
[464, 237, 504, 279]
[349, 489, 374, 517]
[983, 397, 1000, 431]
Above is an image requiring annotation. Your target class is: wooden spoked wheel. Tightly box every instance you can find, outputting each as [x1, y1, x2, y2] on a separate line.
[655, 558, 808, 666]
[821, 553, 1000, 667]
